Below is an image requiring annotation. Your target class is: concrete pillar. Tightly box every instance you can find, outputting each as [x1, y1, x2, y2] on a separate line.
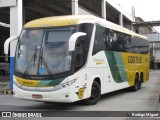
[153, 42, 155, 56]
[72, 0, 78, 15]
[101, 0, 106, 19]
[10, 8, 18, 37]
[10, 0, 23, 90]
[17, 0, 23, 34]
[119, 13, 123, 27]
[10, 0, 23, 36]
[131, 23, 134, 32]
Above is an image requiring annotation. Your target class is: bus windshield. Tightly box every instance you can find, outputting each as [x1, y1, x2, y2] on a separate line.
[15, 27, 76, 75]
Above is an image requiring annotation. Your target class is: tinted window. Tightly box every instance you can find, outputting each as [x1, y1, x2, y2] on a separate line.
[92, 25, 149, 55]
[78, 23, 94, 62]
[75, 39, 85, 71]
[130, 37, 149, 54]
[74, 23, 94, 72]
[92, 26, 106, 55]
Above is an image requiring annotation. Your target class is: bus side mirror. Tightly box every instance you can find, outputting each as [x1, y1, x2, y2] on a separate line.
[69, 32, 86, 52]
[4, 36, 19, 61]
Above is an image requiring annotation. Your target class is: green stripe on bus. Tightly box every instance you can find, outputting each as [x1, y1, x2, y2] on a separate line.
[47, 78, 65, 86]
[37, 80, 53, 87]
[37, 78, 65, 87]
[105, 51, 128, 83]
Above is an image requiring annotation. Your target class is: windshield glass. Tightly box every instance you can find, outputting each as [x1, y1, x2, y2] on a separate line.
[15, 27, 75, 75]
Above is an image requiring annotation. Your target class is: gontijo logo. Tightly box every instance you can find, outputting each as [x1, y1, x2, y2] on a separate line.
[76, 88, 86, 99]
[128, 56, 142, 63]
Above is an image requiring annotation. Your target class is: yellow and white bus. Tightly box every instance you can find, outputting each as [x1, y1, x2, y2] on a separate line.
[8, 15, 150, 105]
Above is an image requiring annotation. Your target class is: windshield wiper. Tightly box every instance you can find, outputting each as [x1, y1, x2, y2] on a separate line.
[33, 47, 37, 64]
[38, 48, 52, 75]
[23, 46, 38, 75]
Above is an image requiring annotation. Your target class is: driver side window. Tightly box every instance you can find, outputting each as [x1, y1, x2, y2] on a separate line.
[75, 40, 84, 71]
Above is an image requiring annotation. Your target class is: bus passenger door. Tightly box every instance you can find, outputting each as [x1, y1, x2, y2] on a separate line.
[74, 37, 89, 100]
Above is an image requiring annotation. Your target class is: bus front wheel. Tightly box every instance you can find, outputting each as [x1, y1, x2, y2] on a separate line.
[83, 81, 101, 105]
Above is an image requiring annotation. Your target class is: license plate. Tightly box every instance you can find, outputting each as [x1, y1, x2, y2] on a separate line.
[32, 94, 42, 99]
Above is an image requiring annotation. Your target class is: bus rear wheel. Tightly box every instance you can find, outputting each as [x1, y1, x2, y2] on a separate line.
[138, 74, 143, 89]
[131, 74, 140, 91]
[84, 81, 101, 105]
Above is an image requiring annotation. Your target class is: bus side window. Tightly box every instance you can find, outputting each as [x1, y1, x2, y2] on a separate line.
[103, 29, 113, 51]
[75, 38, 84, 71]
[92, 25, 106, 55]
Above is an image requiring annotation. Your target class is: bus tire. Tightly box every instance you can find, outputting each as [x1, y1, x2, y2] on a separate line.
[83, 81, 101, 105]
[139, 74, 143, 89]
[131, 74, 139, 91]
[154, 63, 158, 69]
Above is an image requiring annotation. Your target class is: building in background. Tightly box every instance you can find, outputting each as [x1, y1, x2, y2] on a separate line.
[134, 17, 160, 69]
[146, 34, 160, 69]
[135, 17, 159, 34]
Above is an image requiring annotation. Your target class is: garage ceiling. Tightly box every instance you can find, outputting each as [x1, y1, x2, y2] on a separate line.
[0, 7, 10, 24]
[24, 0, 72, 23]
[0, 0, 132, 31]
[79, 0, 101, 17]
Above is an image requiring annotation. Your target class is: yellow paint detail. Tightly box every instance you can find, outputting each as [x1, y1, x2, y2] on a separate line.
[24, 15, 95, 28]
[15, 76, 40, 87]
[121, 52, 150, 86]
[78, 88, 86, 99]
[94, 59, 105, 65]
[96, 61, 105, 65]
[1, 90, 13, 95]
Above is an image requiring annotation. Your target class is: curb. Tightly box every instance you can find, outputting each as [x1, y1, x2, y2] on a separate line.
[158, 96, 160, 111]
[0, 82, 10, 85]
[159, 89, 160, 103]
[1, 90, 13, 95]
[158, 91, 160, 111]
[0, 82, 12, 95]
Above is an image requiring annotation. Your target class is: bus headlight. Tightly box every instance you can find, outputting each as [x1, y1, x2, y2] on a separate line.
[52, 79, 77, 91]
[14, 81, 21, 88]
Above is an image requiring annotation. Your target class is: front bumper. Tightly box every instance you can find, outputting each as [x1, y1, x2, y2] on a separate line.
[13, 84, 77, 103]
